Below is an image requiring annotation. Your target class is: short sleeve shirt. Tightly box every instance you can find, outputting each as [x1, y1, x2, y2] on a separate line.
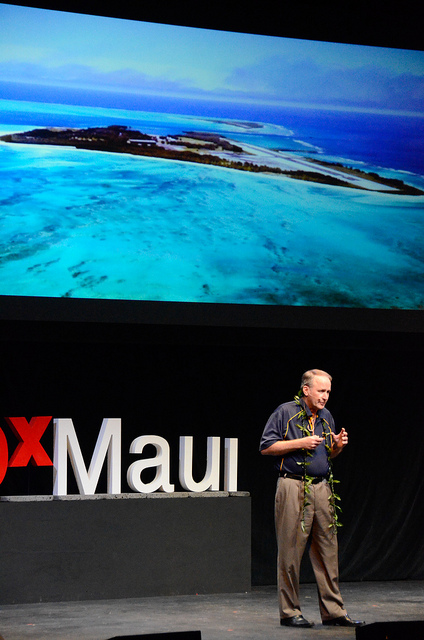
[259, 398, 335, 477]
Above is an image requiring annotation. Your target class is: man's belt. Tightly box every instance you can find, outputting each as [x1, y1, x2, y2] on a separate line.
[279, 472, 328, 484]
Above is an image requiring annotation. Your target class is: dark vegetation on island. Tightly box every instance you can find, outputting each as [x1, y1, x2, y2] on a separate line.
[1, 125, 422, 195]
[308, 158, 423, 196]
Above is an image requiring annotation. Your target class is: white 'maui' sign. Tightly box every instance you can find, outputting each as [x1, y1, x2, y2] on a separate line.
[53, 418, 238, 496]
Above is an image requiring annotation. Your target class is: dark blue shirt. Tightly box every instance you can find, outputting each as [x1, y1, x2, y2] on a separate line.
[259, 397, 335, 477]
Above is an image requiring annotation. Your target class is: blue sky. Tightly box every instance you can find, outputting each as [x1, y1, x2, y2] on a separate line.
[0, 2, 423, 116]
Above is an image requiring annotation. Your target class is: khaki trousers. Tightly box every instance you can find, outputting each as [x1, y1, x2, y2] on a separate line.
[275, 476, 347, 621]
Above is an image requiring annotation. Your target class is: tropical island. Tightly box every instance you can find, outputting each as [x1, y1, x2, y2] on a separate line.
[1, 125, 422, 195]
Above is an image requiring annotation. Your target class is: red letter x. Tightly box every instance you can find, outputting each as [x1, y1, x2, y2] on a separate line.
[6, 417, 53, 467]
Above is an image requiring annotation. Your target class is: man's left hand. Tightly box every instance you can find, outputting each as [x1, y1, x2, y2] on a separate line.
[331, 428, 348, 456]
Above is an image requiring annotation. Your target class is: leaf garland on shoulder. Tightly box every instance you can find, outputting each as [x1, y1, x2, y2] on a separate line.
[294, 393, 342, 534]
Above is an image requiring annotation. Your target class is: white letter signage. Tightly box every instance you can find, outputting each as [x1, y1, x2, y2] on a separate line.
[53, 418, 121, 496]
[127, 435, 174, 493]
[2, 417, 239, 496]
[224, 438, 238, 492]
[179, 436, 220, 492]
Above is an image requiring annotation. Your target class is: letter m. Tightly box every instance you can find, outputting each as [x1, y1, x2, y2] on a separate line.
[53, 418, 121, 496]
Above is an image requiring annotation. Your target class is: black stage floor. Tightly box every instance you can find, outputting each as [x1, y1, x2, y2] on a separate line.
[1, 582, 423, 640]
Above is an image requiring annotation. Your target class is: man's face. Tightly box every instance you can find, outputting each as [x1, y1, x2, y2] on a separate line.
[302, 375, 331, 413]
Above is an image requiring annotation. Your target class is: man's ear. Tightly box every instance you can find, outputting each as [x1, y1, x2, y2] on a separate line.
[302, 385, 309, 396]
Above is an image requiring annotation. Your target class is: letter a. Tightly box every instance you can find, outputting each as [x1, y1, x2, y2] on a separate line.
[127, 435, 174, 493]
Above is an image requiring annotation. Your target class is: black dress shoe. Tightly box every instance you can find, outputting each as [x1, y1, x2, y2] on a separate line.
[323, 615, 365, 627]
[281, 615, 315, 628]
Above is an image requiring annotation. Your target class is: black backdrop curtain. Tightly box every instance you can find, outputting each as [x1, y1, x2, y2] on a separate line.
[1, 319, 423, 585]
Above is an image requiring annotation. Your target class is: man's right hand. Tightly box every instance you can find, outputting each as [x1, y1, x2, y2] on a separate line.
[302, 435, 323, 450]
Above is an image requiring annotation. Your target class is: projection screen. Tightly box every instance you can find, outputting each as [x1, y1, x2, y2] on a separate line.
[1, 2, 423, 330]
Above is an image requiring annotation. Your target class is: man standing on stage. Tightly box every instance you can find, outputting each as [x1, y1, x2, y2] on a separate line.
[259, 368, 365, 629]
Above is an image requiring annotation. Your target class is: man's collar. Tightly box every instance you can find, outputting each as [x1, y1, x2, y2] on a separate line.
[300, 397, 320, 417]
[299, 397, 311, 414]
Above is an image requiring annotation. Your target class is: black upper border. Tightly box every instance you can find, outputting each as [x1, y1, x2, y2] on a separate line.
[4, 0, 423, 51]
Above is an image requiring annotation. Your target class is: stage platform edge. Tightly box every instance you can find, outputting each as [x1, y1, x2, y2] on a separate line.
[0, 491, 251, 605]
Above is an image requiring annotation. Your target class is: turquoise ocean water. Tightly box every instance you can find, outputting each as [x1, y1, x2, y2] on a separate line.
[1, 99, 424, 308]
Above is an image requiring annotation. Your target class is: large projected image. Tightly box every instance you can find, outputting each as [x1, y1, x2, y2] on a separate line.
[0, 3, 423, 310]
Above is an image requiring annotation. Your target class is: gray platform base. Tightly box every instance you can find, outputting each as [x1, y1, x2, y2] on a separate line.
[0, 492, 251, 604]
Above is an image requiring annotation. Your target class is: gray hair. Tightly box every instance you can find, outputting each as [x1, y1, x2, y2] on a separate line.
[301, 369, 332, 389]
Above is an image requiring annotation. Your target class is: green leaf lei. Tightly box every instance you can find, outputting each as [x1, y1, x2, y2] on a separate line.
[294, 393, 342, 535]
